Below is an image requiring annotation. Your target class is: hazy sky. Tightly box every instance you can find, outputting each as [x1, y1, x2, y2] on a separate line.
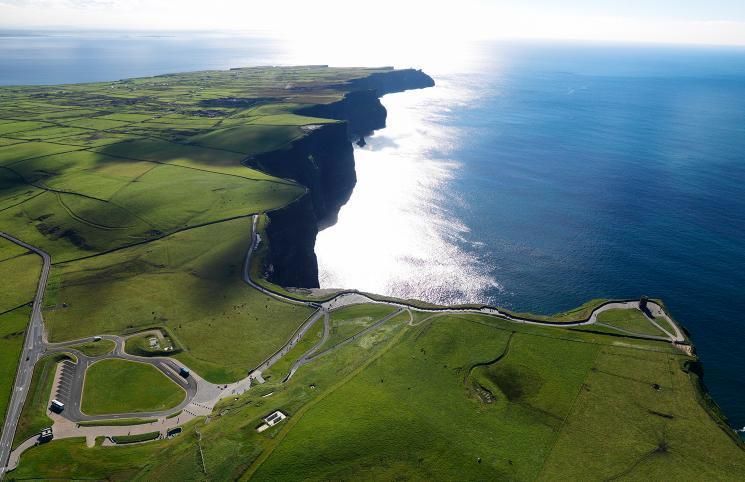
[2, 0, 745, 46]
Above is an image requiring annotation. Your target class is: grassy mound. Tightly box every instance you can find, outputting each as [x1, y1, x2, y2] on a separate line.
[111, 431, 160, 444]
[597, 308, 667, 336]
[69, 339, 115, 357]
[81, 359, 184, 415]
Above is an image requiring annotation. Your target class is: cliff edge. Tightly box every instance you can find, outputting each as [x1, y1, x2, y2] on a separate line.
[253, 68, 435, 288]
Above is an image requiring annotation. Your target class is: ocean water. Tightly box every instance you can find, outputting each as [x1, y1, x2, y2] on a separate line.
[1, 32, 744, 429]
[318, 43, 745, 431]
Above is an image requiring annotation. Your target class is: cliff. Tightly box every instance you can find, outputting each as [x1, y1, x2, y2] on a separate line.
[246, 122, 355, 228]
[264, 196, 320, 288]
[344, 68, 435, 96]
[297, 68, 435, 139]
[296, 90, 386, 140]
[256, 68, 434, 288]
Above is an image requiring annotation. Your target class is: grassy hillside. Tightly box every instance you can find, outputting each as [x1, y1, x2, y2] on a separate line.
[0, 237, 40, 431]
[0, 308, 31, 430]
[45, 218, 314, 382]
[0, 66, 391, 384]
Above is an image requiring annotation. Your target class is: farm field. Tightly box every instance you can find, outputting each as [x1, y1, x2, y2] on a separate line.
[0, 245, 40, 312]
[0, 308, 30, 430]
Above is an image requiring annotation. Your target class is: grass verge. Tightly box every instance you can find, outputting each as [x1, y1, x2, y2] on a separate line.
[13, 353, 72, 448]
[111, 431, 161, 444]
[78, 418, 157, 427]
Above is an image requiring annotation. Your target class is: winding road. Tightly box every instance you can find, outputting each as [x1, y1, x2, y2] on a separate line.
[0, 221, 689, 477]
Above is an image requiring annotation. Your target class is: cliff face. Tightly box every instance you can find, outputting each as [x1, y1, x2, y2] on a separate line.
[297, 90, 387, 140]
[345, 68, 435, 96]
[264, 195, 320, 288]
[245, 122, 355, 228]
[256, 69, 434, 288]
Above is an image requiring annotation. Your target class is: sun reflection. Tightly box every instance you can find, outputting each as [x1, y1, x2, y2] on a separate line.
[315, 77, 501, 304]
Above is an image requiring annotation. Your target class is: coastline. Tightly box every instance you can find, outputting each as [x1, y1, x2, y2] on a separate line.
[251, 76, 743, 441]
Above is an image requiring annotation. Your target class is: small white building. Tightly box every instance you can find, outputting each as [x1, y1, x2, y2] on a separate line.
[256, 410, 287, 432]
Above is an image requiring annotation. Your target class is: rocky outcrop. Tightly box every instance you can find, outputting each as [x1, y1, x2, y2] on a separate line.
[257, 68, 434, 288]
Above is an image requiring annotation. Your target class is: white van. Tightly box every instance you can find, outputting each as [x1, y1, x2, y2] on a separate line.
[50, 399, 64, 413]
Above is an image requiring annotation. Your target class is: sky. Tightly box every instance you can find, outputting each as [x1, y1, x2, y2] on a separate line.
[1, 0, 745, 46]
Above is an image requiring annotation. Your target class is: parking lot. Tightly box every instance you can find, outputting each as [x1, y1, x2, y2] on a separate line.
[53, 360, 76, 406]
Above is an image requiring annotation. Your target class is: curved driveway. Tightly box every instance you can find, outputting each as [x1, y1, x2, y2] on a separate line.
[46, 336, 198, 422]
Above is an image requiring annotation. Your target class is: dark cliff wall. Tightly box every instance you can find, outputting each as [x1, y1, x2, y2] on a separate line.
[245, 122, 355, 227]
[345, 68, 435, 96]
[297, 90, 386, 139]
[264, 196, 320, 288]
[256, 69, 435, 288]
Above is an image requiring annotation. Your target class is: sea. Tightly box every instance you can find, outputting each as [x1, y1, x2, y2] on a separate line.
[1, 31, 744, 431]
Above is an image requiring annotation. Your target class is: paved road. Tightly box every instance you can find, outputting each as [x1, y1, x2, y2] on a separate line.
[45, 336, 199, 422]
[0, 233, 51, 479]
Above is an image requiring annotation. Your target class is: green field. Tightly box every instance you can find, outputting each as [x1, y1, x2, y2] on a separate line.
[321, 304, 400, 350]
[45, 218, 314, 383]
[0, 250, 40, 312]
[251, 314, 745, 480]
[0, 238, 39, 432]
[0, 308, 30, 430]
[81, 359, 185, 415]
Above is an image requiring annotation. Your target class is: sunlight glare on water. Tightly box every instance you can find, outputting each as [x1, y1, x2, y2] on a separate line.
[314, 77, 501, 304]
